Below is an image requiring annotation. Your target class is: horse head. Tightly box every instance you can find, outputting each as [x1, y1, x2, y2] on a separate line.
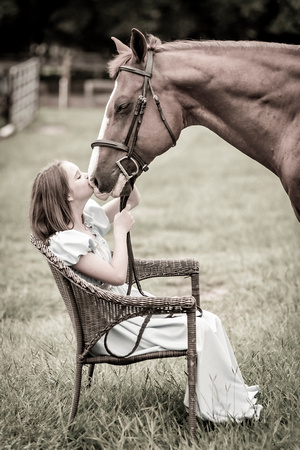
[88, 28, 182, 198]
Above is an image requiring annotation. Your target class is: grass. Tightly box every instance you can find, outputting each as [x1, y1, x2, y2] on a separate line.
[0, 107, 299, 449]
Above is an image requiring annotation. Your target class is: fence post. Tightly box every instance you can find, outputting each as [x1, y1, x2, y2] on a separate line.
[59, 54, 71, 109]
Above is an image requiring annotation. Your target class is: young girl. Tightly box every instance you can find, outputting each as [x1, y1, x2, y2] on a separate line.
[30, 160, 262, 423]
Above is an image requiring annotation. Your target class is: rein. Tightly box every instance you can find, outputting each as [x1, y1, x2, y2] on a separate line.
[103, 187, 152, 359]
[119, 189, 145, 297]
[91, 50, 177, 181]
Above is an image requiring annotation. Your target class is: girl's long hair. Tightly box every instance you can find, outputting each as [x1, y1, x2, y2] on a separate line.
[30, 161, 74, 243]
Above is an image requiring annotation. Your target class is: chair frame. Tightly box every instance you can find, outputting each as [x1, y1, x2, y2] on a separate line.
[30, 234, 200, 434]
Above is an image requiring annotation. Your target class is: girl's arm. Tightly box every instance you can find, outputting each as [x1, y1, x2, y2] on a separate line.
[72, 205, 134, 286]
[102, 185, 141, 223]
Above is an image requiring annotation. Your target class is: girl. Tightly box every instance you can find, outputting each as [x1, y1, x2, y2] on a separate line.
[30, 160, 262, 423]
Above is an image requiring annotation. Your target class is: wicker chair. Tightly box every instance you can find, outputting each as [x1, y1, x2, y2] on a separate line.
[30, 234, 200, 434]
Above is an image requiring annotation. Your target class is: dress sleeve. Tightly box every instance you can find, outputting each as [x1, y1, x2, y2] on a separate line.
[49, 230, 97, 266]
[84, 198, 111, 237]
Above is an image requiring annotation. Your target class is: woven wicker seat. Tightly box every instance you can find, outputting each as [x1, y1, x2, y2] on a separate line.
[30, 234, 199, 434]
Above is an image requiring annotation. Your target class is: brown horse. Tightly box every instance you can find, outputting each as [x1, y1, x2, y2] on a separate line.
[88, 28, 300, 220]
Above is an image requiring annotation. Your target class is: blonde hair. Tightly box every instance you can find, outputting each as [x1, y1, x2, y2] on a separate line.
[30, 161, 74, 243]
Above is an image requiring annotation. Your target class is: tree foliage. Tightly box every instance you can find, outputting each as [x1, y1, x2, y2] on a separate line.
[1, 0, 299, 56]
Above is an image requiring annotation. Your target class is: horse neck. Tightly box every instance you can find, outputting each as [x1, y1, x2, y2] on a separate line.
[155, 43, 300, 173]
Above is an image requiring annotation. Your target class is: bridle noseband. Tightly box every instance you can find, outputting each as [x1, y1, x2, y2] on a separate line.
[91, 50, 177, 181]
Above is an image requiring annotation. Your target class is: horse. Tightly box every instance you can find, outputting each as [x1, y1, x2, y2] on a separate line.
[88, 28, 300, 221]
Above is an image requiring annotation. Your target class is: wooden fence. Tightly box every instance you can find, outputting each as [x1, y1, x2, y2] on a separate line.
[8, 58, 39, 131]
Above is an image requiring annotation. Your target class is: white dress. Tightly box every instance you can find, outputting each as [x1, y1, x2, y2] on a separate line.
[49, 199, 262, 423]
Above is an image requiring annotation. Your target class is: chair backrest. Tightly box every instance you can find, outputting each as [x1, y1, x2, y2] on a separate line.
[30, 234, 119, 355]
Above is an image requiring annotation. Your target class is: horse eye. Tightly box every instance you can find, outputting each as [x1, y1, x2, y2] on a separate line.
[116, 103, 131, 115]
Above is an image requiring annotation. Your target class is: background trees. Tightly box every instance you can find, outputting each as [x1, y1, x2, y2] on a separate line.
[1, 0, 299, 57]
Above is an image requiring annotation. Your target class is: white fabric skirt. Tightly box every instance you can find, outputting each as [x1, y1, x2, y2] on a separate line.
[91, 310, 262, 423]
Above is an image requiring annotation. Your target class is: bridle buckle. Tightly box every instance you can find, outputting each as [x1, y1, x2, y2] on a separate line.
[116, 156, 139, 181]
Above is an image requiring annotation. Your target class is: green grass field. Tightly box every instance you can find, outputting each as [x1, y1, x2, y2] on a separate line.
[0, 107, 299, 449]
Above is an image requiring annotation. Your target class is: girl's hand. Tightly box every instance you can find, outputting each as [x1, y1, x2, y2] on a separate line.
[113, 204, 135, 235]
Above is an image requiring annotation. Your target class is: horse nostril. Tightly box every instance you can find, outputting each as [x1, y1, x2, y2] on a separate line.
[93, 178, 99, 189]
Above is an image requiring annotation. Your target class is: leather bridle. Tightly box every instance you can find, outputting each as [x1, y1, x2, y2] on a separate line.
[90, 50, 177, 182]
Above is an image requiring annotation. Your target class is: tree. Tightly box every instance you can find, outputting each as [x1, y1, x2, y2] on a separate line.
[0, 0, 299, 56]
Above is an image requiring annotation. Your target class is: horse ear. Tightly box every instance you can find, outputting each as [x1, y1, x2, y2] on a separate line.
[130, 28, 148, 62]
[111, 37, 130, 54]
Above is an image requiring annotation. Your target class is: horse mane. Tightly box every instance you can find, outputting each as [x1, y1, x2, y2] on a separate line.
[108, 34, 299, 78]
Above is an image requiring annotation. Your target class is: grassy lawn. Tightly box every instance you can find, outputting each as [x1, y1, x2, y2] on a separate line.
[0, 107, 299, 449]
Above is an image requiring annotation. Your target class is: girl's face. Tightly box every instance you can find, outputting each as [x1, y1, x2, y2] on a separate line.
[62, 161, 93, 203]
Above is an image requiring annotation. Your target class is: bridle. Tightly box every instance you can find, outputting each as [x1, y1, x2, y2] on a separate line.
[90, 50, 177, 182]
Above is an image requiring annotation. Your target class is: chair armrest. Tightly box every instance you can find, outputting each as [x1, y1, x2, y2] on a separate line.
[128, 257, 200, 308]
[100, 291, 196, 311]
[128, 257, 199, 282]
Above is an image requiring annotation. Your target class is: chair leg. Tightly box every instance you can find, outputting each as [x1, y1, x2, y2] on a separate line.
[87, 363, 95, 388]
[188, 369, 197, 435]
[68, 362, 83, 427]
[187, 310, 197, 435]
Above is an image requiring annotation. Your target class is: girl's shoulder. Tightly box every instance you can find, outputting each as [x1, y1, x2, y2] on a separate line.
[84, 198, 111, 237]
